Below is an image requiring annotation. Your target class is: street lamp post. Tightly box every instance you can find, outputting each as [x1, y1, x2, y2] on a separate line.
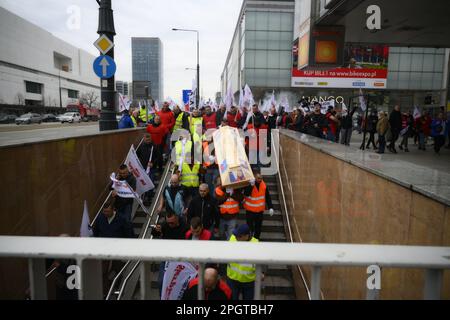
[172, 28, 200, 108]
[96, 0, 118, 131]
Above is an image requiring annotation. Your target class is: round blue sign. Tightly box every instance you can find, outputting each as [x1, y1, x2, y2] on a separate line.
[93, 55, 116, 79]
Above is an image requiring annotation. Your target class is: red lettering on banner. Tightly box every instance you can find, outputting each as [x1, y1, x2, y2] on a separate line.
[165, 265, 186, 298]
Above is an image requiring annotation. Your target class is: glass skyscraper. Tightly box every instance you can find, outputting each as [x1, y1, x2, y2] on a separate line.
[132, 37, 164, 102]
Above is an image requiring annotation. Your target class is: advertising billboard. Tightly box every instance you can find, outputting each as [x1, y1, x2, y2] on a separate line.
[292, 42, 390, 89]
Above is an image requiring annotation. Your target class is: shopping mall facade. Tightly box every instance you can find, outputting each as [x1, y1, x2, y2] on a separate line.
[221, 0, 450, 114]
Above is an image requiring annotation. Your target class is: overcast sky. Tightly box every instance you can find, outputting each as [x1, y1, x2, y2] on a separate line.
[0, 0, 242, 103]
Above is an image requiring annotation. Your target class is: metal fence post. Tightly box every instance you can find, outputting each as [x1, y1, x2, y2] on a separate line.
[140, 262, 153, 300]
[311, 266, 322, 300]
[254, 265, 263, 300]
[424, 269, 443, 300]
[198, 263, 205, 300]
[28, 258, 48, 300]
[79, 259, 103, 300]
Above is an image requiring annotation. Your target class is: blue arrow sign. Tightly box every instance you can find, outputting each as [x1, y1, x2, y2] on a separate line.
[93, 55, 116, 79]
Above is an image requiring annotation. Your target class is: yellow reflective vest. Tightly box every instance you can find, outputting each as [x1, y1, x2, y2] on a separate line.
[175, 140, 193, 166]
[189, 117, 203, 139]
[227, 235, 259, 283]
[140, 108, 148, 123]
[173, 112, 185, 133]
[180, 163, 200, 188]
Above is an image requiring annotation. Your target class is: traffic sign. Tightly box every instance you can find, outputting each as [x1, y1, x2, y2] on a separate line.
[94, 34, 114, 55]
[93, 55, 116, 79]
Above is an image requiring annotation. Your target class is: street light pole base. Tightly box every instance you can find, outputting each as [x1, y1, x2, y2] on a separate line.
[99, 110, 118, 131]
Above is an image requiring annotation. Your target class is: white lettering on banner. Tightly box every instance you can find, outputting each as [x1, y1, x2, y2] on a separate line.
[161, 262, 198, 301]
[125, 146, 155, 195]
[302, 96, 345, 105]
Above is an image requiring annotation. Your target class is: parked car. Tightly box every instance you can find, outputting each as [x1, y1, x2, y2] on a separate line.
[0, 114, 18, 124]
[60, 112, 82, 124]
[42, 114, 58, 123]
[15, 113, 42, 125]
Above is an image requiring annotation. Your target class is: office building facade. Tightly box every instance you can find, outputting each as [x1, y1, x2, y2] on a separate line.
[132, 38, 164, 102]
[0, 7, 100, 111]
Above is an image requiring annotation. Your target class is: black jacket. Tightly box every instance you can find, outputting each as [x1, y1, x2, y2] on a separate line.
[187, 194, 221, 230]
[136, 142, 155, 170]
[367, 115, 379, 133]
[267, 114, 278, 130]
[389, 110, 403, 132]
[306, 113, 327, 138]
[216, 110, 227, 126]
[152, 219, 189, 240]
[341, 107, 358, 129]
[93, 213, 135, 239]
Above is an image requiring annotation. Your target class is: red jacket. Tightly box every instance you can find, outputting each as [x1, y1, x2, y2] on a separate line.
[226, 112, 242, 128]
[185, 229, 212, 240]
[203, 113, 217, 130]
[147, 124, 168, 145]
[157, 109, 175, 132]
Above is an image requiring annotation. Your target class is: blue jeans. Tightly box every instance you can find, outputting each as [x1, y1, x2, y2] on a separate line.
[227, 278, 255, 300]
[220, 218, 237, 241]
[378, 135, 386, 153]
[327, 131, 335, 142]
[419, 133, 426, 149]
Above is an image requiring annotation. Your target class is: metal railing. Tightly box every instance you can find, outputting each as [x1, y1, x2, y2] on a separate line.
[1, 237, 449, 300]
[106, 161, 174, 300]
[90, 138, 145, 228]
[271, 130, 314, 300]
[43, 137, 145, 283]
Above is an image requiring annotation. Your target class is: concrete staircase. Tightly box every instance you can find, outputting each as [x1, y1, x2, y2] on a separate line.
[235, 175, 296, 300]
[127, 174, 297, 300]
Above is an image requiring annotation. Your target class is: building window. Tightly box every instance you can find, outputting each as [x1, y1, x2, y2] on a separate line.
[68, 90, 79, 99]
[54, 52, 73, 72]
[25, 81, 42, 94]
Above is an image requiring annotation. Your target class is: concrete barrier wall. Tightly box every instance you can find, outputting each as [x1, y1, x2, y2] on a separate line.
[279, 133, 450, 300]
[0, 128, 145, 299]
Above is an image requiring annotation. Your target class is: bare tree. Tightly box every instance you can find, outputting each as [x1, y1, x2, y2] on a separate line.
[80, 91, 99, 108]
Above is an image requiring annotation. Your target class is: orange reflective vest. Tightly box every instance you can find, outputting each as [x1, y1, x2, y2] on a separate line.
[244, 181, 267, 213]
[215, 187, 240, 215]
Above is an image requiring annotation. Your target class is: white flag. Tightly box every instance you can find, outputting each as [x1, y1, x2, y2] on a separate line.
[243, 84, 254, 106]
[225, 83, 234, 110]
[161, 262, 198, 300]
[238, 88, 244, 108]
[359, 88, 367, 112]
[80, 200, 93, 238]
[280, 96, 291, 113]
[119, 93, 131, 113]
[413, 106, 421, 120]
[270, 91, 276, 108]
[125, 145, 155, 195]
[342, 102, 348, 116]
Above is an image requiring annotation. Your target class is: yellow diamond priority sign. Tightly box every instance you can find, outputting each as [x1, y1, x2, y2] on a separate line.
[94, 34, 114, 55]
